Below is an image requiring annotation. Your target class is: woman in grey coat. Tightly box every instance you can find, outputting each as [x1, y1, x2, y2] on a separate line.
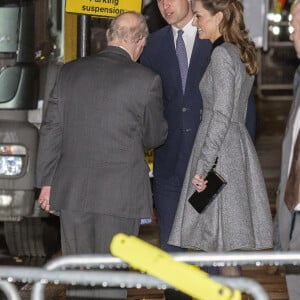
[168, 0, 273, 265]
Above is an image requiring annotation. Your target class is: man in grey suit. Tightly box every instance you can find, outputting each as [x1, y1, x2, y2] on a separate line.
[277, 1, 300, 299]
[36, 11, 167, 299]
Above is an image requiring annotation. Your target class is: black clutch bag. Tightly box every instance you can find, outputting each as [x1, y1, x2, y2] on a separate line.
[188, 159, 226, 214]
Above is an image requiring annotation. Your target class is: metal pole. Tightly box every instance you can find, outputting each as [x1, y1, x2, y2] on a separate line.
[36, 251, 300, 269]
[263, 0, 269, 51]
[78, 14, 90, 58]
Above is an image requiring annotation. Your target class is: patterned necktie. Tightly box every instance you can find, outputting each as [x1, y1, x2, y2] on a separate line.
[176, 30, 188, 93]
[284, 129, 300, 211]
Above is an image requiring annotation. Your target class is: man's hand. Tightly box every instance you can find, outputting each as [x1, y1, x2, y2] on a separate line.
[38, 186, 53, 212]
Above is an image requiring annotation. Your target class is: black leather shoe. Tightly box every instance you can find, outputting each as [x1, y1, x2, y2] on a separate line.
[201, 266, 220, 275]
[164, 289, 192, 300]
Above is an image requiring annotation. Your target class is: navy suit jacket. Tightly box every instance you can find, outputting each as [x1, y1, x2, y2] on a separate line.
[140, 25, 256, 184]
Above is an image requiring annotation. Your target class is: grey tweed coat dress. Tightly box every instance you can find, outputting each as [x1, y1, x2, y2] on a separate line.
[168, 42, 273, 252]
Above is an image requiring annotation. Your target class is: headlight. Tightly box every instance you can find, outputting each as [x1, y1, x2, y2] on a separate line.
[0, 145, 26, 176]
[0, 156, 23, 176]
[0, 195, 12, 206]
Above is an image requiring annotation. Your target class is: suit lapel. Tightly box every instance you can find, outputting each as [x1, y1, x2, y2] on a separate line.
[285, 66, 300, 133]
[282, 75, 300, 182]
[160, 27, 183, 93]
[188, 35, 202, 73]
[285, 86, 300, 135]
[186, 35, 211, 94]
[163, 27, 176, 58]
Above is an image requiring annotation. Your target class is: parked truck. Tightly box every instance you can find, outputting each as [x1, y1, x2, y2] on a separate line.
[0, 0, 63, 257]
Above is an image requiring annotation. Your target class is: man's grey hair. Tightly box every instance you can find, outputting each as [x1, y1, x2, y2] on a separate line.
[107, 11, 149, 43]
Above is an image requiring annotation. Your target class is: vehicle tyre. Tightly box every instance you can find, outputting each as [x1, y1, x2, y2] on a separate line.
[3, 217, 60, 257]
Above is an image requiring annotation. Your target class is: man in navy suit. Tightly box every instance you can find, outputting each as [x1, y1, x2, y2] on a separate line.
[140, 1, 255, 299]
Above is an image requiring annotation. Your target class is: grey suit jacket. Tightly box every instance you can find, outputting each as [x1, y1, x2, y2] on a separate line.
[169, 43, 273, 251]
[36, 46, 168, 218]
[278, 65, 300, 250]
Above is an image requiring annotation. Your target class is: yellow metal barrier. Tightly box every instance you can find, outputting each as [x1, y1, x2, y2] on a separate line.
[110, 233, 241, 300]
[145, 149, 154, 176]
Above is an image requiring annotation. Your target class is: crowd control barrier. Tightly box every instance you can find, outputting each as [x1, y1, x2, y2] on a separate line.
[31, 249, 300, 300]
[0, 251, 298, 299]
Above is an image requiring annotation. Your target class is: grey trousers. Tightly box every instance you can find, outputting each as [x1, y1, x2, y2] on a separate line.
[60, 210, 140, 299]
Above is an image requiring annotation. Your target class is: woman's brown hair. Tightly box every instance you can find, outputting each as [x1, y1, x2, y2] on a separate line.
[193, 0, 258, 75]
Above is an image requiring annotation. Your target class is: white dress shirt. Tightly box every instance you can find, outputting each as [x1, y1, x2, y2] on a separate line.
[172, 19, 197, 66]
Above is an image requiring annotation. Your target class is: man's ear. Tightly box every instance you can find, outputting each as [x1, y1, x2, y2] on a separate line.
[136, 36, 146, 47]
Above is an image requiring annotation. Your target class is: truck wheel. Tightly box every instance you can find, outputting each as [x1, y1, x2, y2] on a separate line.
[3, 217, 60, 257]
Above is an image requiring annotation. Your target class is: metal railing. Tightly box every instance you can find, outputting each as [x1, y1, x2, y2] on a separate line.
[0, 251, 297, 300]
[0, 281, 21, 300]
[256, 20, 298, 101]
[256, 45, 296, 101]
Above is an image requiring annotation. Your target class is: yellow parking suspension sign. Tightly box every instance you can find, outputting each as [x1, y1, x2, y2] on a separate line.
[66, 0, 142, 18]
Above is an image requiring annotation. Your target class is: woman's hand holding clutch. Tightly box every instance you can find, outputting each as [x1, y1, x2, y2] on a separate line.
[192, 174, 207, 192]
[189, 171, 227, 214]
